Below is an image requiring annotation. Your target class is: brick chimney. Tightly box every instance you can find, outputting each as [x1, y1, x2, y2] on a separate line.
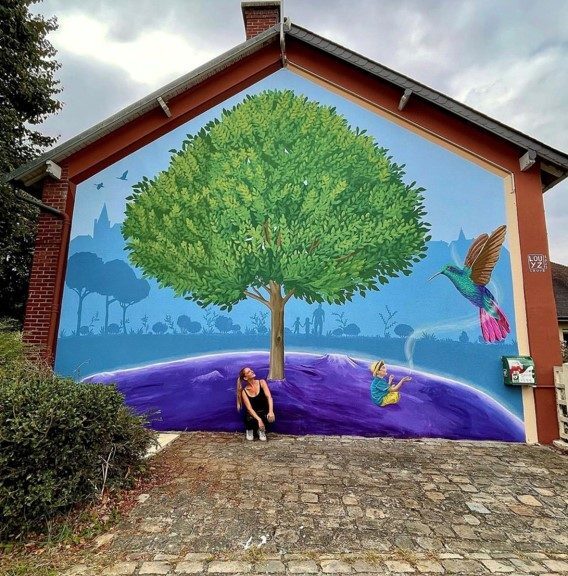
[241, 1, 281, 40]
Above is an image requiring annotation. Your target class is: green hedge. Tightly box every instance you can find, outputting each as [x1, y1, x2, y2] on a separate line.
[0, 324, 157, 539]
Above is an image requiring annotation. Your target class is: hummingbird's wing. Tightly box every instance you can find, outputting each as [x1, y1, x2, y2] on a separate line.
[470, 225, 507, 285]
[464, 233, 489, 268]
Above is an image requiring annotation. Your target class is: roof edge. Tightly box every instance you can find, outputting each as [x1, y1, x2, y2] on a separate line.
[4, 24, 281, 190]
[287, 24, 568, 189]
[5, 20, 568, 193]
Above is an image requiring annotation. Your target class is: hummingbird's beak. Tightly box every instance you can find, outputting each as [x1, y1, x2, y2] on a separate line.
[428, 271, 442, 281]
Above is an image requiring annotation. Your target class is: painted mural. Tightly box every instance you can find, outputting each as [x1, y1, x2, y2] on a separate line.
[55, 69, 524, 441]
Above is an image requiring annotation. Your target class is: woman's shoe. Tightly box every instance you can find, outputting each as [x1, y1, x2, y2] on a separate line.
[246, 429, 254, 441]
[258, 429, 267, 442]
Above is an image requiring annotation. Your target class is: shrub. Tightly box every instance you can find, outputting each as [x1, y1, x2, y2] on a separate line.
[0, 319, 27, 368]
[0, 333, 157, 539]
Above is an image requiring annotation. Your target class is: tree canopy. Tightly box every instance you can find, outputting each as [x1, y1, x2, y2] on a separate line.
[123, 89, 430, 378]
[0, 0, 61, 321]
[123, 89, 430, 308]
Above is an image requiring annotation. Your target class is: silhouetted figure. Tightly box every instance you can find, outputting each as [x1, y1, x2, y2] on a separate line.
[312, 304, 325, 336]
[304, 317, 311, 335]
[293, 317, 303, 334]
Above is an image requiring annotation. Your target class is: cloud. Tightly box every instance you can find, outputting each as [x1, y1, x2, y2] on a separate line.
[52, 13, 217, 86]
[38, 52, 147, 142]
[451, 45, 568, 148]
[32, 0, 568, 262]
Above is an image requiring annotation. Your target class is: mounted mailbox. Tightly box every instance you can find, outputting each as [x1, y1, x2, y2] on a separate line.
[502, 356, 536, 387]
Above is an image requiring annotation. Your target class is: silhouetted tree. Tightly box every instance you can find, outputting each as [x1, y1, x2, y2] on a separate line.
[177, 315, 202, 334]
[115, 275, 150, 335]
[107, 323, 120, 335]
[343, 323, 361, 336]
[152, 321, 167, 334]
[93, 259, 150, 334]
[250, 311, 268, 335]
[379, 305, 397, 338]
[394, 323, 414, 338]
[94, 259, 125, 333]
[215, 315, 234, 334]
[65, 252, 104, 336]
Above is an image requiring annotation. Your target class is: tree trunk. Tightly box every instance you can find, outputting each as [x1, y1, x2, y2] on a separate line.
[76, 293, 84, 337]
[105, 296, 110, 333]
[268, 283, 285, 380]
[121, 304, 128, 334]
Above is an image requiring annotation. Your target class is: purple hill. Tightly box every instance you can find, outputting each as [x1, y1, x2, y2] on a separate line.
[84, 351, 525, 441]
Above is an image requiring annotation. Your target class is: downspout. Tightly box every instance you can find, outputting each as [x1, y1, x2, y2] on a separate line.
[280, 0, 287, 66]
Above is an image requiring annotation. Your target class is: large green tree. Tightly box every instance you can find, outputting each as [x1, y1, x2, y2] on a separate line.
[123, 90, 430, 379]
[0, 0, 61, 322]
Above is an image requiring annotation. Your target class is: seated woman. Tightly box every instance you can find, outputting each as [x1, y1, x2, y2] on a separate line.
[370, 360, 411, 407]
[236, 367, 275, 441]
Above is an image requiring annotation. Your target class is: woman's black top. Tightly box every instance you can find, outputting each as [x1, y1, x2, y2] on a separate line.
[245, 383, 269, 414]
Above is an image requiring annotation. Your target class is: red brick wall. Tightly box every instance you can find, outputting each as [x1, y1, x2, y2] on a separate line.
[243, 4, 280, 40]
[23, 163, 74, 362]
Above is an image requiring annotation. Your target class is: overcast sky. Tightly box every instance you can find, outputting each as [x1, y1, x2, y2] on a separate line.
[32, 0, 568, 263]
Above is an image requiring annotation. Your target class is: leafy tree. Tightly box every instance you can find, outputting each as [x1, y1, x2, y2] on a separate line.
[65, 252, 104, 336]
[0, 0, 62, 322]
[123, 90, 430, 379]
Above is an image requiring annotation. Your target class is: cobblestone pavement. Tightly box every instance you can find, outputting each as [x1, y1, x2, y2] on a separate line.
[64, 433, 568, 575]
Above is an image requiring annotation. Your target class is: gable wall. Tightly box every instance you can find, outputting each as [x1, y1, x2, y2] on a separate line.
[284, 38, 560, 443]
[25, 37, 561, 442]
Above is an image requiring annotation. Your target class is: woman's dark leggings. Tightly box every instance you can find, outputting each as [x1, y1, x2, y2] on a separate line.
[244, 411, 269, 432]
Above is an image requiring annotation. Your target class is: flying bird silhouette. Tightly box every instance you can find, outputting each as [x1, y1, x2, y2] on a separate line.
[429, 225, 510, 342]
[117, 170, 128, 181]
[95, 182, 104, 190]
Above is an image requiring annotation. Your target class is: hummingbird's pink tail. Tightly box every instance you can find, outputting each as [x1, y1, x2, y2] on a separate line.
[479, 306, 510, 342]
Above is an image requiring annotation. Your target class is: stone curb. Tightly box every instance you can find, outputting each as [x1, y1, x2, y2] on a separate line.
[72, 550, 568, 575]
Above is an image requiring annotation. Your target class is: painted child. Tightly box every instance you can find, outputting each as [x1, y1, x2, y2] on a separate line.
[370, 360, 411, 407]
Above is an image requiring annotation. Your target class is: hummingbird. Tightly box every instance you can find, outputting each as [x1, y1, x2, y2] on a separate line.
[430, 225, 510, 342]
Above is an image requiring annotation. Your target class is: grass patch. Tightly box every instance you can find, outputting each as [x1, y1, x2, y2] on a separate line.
[1, 562, 59, 576]
[361, 550, 384, 564]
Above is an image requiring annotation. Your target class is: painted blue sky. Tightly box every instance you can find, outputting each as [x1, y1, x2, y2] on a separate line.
[71, 69, 506, 242]
[58, 70, 521, 417]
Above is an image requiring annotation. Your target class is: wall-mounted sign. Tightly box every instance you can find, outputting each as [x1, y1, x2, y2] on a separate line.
[502, 356, 536, 387]
[528, 254, 547, 272]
